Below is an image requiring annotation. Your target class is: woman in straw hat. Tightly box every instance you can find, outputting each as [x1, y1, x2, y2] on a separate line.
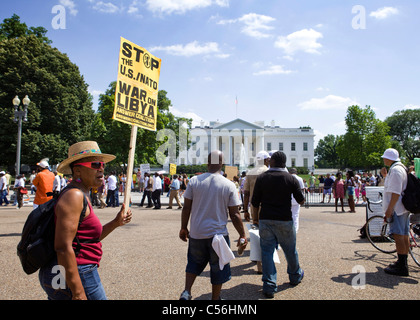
[38, 141, 132, 300]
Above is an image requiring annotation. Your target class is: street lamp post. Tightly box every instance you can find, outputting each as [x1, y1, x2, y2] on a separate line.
[13, 95, 30, 176]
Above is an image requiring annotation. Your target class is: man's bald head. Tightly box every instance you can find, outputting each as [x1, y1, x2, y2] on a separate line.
[208, 150, 224, 173]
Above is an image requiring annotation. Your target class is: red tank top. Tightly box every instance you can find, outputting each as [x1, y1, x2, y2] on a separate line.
[55, 188, 103, 266]
[73, 200, 103, 266]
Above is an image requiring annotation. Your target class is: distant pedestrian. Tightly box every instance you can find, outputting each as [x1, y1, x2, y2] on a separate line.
[14, 174, 26, 209]
[345, 170, 356, 212]
[106, 171, 117, 207]
[179, 151, 247, 300]
[321, 173, 334, 203]
[289, 168, 305, 233]
[0, 171, 9, 206]
[333, 172, 345, 212]
[152, 172, 161, 209]
[53, 171, 61, 197]
[139, 172, 153, 208]
[251, 151, 305, 299]
[167, 174, 182, 209]
[32, 158, 55, 209]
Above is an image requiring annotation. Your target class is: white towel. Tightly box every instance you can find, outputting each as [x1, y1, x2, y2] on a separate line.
[246, 224, 281, 264]
[212, 234, 235, 270]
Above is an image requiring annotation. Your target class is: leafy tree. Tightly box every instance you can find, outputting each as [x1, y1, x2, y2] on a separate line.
[0, 14, 51, 44]
[315, 134, 343, 168]
[337, 105, 392, 169]
[92, 81, 192, 169]
[0, 15, 94, 170]
[385, 109, 420, 162]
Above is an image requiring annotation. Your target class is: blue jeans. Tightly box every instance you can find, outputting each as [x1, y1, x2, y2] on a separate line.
[39, 259, 107, 300]
[0, 190, 9, 205]
[259, 219, 303, 294]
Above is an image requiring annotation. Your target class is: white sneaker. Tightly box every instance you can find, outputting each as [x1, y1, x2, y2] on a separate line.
[179, 290, 192, 300]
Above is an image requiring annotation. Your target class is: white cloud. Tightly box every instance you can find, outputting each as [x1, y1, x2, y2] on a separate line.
[403, 104, 420, 110]
[150, 41, 226, 58]
[169, 106, 206, 127]
[275, 28, 323, 55]
[91, 1, 120, 13]
[370, 7, 399, 20]
[59, 0, 78, 16]
[145, 0, 229, 15]
[253, 65, 294, 76]
[218, 13, 276, 39]
[298, 95, 358, 110]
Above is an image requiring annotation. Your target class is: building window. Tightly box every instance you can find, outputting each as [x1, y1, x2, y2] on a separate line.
[291, 142, 296, 151]
[279, 142, 283, 151]
[303, 158, 308, 168]
[291, 158, 296, 167]
[267, 142, 272, 151]
[303, 142, 308, 151]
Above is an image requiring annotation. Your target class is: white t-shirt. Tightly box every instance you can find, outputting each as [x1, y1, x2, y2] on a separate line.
[153, 176, 162, 191]
[292, 174, 305, 206]
[184, 172, 241, 239]
[107, 175, 117, 191]
[14, 178, 25, 188]
[53, 175, 61, 192]
[383, 162, 409, 216]
[0, 176, 7, 191]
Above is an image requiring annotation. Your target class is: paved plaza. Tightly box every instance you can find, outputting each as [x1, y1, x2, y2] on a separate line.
[0, 192, 419, 300]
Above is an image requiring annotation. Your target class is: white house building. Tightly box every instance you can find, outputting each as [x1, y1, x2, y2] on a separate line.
[178, 118, 315, 170]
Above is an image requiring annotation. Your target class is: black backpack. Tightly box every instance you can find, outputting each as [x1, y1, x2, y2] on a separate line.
[402, 172, 420, 214]
[17, 186, 90, 275]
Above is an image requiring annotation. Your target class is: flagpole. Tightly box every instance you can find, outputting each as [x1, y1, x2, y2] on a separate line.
[235, 95, 238, 118]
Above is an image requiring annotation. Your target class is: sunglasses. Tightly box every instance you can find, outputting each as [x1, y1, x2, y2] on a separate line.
[73, 161, 105, 170]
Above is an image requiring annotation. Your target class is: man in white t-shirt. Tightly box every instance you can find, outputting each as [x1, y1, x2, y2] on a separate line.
[152, 172, 162, 209]
[106, 172, 118, 207]
[290, 168, 305, 233]
[53, 171, 61, 196]
[381, 148, 410, 276]
[179, 151, 247, 300]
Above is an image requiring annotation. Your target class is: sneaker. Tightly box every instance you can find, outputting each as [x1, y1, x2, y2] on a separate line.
[179, 290, 192, 300]
[262, 291, 274, 299]
[290, 270, 304, 286]
[384, 261, 409, 276]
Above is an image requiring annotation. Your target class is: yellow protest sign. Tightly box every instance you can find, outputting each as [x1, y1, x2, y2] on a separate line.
[170, 163, 177, 176]
[113, 37, 161, 131]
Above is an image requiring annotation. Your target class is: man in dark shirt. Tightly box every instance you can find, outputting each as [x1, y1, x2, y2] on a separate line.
[251, 151, 305, 298]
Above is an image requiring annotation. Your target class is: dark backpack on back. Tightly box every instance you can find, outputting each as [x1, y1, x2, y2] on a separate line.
[17, 186, 89, 275]
[402, 172, 420, 214]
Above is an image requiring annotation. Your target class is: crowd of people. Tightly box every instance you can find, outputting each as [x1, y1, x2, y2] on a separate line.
[1, 141, 418, 299]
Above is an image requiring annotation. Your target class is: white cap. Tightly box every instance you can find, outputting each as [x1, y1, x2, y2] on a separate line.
[381, 148, 400, 162]
[37, 158, 50, 169]
[0, 171, 5, 175]
[256, 151, 270, 161]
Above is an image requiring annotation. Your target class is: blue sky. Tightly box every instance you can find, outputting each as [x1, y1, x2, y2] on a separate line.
[2, 0, 419, 144]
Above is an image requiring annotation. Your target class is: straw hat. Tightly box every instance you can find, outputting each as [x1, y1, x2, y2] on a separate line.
[57, 141, 115, 174]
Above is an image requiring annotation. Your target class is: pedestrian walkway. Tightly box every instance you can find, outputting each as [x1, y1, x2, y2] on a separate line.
[0, 194, 419, 300]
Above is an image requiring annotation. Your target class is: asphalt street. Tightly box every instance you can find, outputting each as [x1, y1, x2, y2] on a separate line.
[0, 191, 419, 301]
